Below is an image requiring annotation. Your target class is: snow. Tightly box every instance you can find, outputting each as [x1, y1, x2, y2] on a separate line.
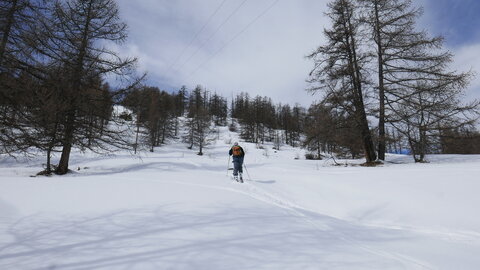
[1, 126, 480, 269]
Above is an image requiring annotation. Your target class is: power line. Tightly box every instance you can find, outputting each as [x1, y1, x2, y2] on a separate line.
[174, 0, 249, 72]
[187, 0, 280, 78]
[168, 0, 228, 70]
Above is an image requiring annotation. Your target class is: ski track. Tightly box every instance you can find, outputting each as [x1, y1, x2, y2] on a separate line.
[86, 142, 480, 250]
[160, 177, 434, 269]
[4, 125, 480, 269]
[238, 182, 435, 270]
[358, 223, 480, 246]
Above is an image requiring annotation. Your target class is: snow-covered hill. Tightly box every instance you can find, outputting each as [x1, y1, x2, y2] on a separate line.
[1, 125, 480, 269]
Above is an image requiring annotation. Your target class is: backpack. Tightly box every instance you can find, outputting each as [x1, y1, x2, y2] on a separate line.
[232, 146, 242, 156]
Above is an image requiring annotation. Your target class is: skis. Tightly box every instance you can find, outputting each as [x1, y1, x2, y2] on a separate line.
[233, 173, 244, 183]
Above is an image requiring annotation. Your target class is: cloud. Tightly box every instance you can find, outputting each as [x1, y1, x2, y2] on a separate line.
[451, 43, 480, 100]
[418, 0, 480, 101]
[115, 0, 479, 107]
[116, 0, 330, 106]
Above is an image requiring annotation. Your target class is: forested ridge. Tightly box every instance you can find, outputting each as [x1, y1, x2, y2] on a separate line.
[1, 0, 479, 175]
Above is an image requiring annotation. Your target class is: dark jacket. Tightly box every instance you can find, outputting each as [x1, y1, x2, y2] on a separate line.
[229, 146, 245, 158]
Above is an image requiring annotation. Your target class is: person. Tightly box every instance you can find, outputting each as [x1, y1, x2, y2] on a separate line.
[229, 142, 245, 182]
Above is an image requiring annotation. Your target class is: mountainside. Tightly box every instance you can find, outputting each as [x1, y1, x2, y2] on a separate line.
[1, 125, 480, 269]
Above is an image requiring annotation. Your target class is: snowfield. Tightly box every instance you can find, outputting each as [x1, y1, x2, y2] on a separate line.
[1, 126, 480, 269]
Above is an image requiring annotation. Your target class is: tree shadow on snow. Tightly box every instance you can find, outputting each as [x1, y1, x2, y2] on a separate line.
[0, 205, 417, 270]
[68, 161, 227, 177]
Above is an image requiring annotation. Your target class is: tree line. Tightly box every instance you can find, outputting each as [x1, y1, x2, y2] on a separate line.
[122, 83, 480, 161]
[231, 93, 304, 148]
[2, 0, 479, 175]
[121, 85, 228, 156]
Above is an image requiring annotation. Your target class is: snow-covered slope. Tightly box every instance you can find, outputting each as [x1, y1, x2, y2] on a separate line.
[1, 126, 480, 269]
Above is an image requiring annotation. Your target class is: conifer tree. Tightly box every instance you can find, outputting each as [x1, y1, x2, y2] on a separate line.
[31, 0, 138, 174]
[359, 0, 477, 161]
[308, 0, 377, 163]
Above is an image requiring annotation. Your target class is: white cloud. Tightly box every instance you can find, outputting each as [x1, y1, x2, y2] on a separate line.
[115, 0, 479, 106]
[116, 0, 329, 105]
[450, 43, 480, 101]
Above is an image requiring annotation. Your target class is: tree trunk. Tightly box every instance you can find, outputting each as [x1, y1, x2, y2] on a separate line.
[174, 117, 178, 137]
[357, 108, 377, 162]
[134, 121, 139, 154]
[46, 147, 52, 174]
[317, 140, 321, 159]
[161, 124, 166, 144]
[198, 141, 203, 155]
[418, 126, 426, 162]
[56, 113, 75, 174]
[374, 1, 386, 160]
[45, 121, 58, 174]
[344, 6, 377, 163]
[418, 95, 426, 162]
[56, 1, 93, 174]
[150, 130, 155, 152]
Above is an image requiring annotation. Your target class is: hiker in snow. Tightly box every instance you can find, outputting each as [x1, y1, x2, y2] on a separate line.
[229, 142, 245, 182]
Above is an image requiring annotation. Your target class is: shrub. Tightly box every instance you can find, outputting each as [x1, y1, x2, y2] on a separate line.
[305, 153, 322, 160]
[119, 112, 133, 121]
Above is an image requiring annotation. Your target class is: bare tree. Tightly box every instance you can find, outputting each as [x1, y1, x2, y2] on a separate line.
[304, 102, 364, 159]
[308, 0, 377, 163]
[0, 0, 41, 67]
[184, 85, 213, 155]
[27, 0, 138, 174]
[359, 0, 478, 161]
[357, 0, 417, 160]
[192, 107, 212, 156]
[0, 0, 45, 155]
[388, 77, 478, 162]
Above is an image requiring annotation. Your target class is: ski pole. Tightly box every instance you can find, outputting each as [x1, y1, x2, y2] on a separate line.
[243, 163, 251, 180]
[227, 156, 231, 176]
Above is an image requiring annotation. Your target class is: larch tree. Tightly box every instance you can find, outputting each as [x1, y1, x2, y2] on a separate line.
[359, 0, 477, 161]
[308, 0, 377, 163]
[29, 0, 138, 174]
[185, 85, 212, 155]
[0, 0, 43, 155]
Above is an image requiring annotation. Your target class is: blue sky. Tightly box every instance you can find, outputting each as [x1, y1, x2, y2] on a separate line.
[421, 0, 480, 103]
[423, 0, 480, 46]
[115, 0, 480, 105]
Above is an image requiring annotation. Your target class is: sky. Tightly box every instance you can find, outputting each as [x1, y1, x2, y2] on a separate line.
[115, 0, 480, 106]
